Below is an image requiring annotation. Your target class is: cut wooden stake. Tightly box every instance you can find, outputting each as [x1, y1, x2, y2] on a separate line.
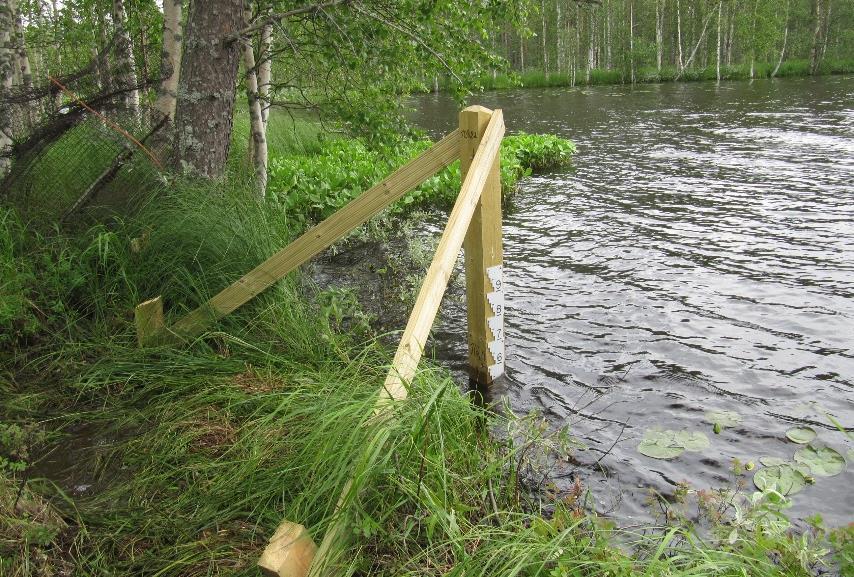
[258, 521, 317, 577]
[304, 109, 506, 577]
[460, 106, 504, 385]
[140, 129, 461, 346]
[134, 296, 164, 346]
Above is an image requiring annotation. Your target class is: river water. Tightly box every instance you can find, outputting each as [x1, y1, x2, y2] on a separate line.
[410, 76, 854, 526]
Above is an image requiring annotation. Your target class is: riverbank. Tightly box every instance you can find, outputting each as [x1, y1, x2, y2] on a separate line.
[2, 116, 851, 575]
[453, 58, 854, 91]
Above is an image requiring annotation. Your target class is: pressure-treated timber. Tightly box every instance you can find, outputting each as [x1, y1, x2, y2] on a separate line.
[134, 296, 164, 346]
[460, 106, 504, 385]
[298, 109, 506, 577]
[138, 130, 461, 345]
[376, 109, 504, 408]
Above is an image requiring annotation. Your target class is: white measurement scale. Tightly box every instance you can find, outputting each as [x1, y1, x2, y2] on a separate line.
[486, 264, 505, 379]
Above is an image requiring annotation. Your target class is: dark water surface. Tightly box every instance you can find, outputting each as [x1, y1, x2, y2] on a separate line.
[411, 76, 854, 526]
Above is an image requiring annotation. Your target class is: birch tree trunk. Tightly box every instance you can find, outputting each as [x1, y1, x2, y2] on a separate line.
[0, 0, 15, 176]
[605, 0, 611, 70]
[629, 0, 635, 83]
[174, 0, 243, 178]
[259, 18, 272, 128]
[154, 0, 183, 122]
[656, 0, 664, 72]
[112, 0, 139, 115]
[771, 0, 789, 77]
[809, 0, 823, 74]
[820, 0, 831, 63]
[242, 7, 267, 197]
[12, 0, 32, 128]
[716, 0, 722, 80]
[51, 0, 62, 109]
[541, 0, 547, 76]
[676, 0, 683, 71]
[750, 0, 758, 79]
[681, 10, 714, 74]
[96, 12, 113, 96]
[556, 0, 563, 75]
[587, 8, 594, 82]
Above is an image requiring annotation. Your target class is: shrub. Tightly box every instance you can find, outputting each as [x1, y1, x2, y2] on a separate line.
[268, 132, 576, 225]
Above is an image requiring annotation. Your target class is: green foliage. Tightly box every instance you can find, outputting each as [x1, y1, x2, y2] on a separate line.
[268, 132, 575, 225]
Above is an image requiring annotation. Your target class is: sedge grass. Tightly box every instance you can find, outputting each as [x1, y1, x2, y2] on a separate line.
[1, 123, 850, 576]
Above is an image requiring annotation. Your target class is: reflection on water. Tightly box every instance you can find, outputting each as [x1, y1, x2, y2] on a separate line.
[412, 76, 854, 526]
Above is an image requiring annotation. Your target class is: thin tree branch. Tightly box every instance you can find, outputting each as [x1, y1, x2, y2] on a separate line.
[228, 0, 352, 41]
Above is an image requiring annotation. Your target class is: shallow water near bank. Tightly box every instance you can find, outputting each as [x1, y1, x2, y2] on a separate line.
[410, 76, 854, 526]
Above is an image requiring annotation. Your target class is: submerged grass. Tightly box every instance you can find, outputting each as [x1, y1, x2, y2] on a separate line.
[1, 115, 851, 576]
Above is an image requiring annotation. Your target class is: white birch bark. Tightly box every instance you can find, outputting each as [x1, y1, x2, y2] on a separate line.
[259, 15, 272, 128]
[154, 0, 183, 122]
[0, 0, 15, 175]
[716, 0, 722, 80]
[676, 0, 683, 71]
[587, 8, 594, 82]
[771, 0, 789, 77]
[629, 0, 635, 83]
[242, 8, 267, 198]
[112, 0, 139, 115]
[656, 0, 664, 72]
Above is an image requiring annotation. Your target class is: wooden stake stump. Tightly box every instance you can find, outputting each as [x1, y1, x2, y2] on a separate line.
[134, 296, 164, 346]
[258, 521, 318, 577]
[460, 106, 505, 385]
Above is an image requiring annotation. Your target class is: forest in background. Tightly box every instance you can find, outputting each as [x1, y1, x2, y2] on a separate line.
[493, 0, 853, 84]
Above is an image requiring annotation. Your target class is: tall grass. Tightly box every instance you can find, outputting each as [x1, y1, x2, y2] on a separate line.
[467, 58, 854, 91]
[1, 113, 850, 576]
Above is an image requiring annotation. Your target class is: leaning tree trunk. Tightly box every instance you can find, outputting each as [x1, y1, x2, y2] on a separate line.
[154, 0, 183, 122]
[242, 6, 267, 197]
[112, 0, 139, 115]
[809, 0, 823, 75]
[1, 0, 15, 176]
[173, 0, 243, 179]
[771, 0, 789, 78]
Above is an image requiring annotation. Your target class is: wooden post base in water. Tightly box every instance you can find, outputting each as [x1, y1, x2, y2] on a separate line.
[258, 521, 318, 577]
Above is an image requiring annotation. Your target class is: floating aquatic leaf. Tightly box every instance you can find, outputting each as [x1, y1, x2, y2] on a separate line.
[759, 456, 788, 467]
[705, 411, 742, 429]
[848, 448, 854, 463]
[638, 430, 685, 459]
[794, 445, 846, 477]
[675, 431, 710, 452]
[786, 427, 817, 444]
[637, 429, 710, 460]
[753, 464, 807, 495]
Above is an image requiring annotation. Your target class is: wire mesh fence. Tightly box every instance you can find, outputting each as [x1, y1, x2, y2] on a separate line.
[1, 45, 167, 228]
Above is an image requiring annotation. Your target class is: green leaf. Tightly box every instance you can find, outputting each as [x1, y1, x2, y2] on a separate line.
[785, 426, 817, 444]
[794, 445, 846, 477]
[705, 410, 742, 429]
[638, 430, 685, 460]
[675, 431, 711, 452]
[759, 456, 788, 467]
[753, 464, 807, 495]
[637, 429, 710, 460]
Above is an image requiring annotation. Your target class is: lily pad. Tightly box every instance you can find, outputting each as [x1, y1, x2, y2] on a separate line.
[705, 411, 742, 429]
[759, 456, 788, 467]
[637, 429, 710, 460]
[786, 426, 817, 444]
[675, 431, 711, 451]
[794, 445, 846, 477]
[753, 464, 807, 495]
[638, 430, 685, 459]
